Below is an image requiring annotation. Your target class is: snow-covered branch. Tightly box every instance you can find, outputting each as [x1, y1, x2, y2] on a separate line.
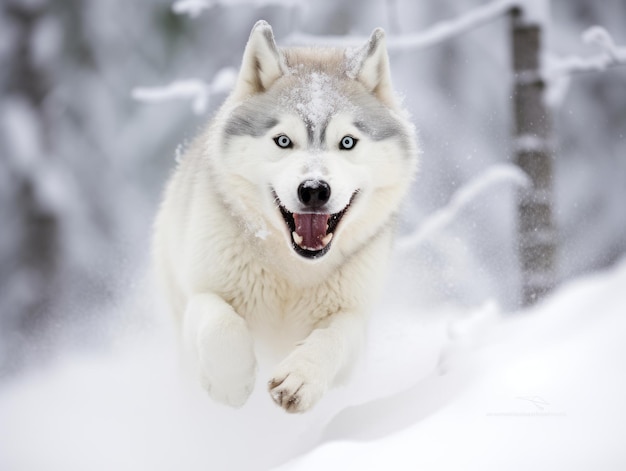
[396, 164, 530, 253]
[131, 68, 237, 115]
[286, 0, 518, 50]
[583, 26, 626, 63]
[172, 0, 298, 18]
[547, 26, 626, 77]
[172, 0, 210, 18]
[388, 0, 516, 51]
[132, 80, 209, 114]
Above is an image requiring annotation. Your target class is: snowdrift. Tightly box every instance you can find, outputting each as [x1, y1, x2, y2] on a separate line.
[1, 258, 625, 470]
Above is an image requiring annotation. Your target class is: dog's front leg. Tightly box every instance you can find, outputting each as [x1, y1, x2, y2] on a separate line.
[268, 310, 365, 413]
[183, 293, 257, 407]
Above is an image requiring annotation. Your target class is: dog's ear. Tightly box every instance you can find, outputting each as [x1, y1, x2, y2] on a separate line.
[352, 28, 396, 108]
[232, 20, 286, 100]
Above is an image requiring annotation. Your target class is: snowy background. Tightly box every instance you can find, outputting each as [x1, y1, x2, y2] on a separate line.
[1, 0, 625, 469]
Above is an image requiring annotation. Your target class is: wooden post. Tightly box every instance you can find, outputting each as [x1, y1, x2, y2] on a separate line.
[510, 7, 557, 306]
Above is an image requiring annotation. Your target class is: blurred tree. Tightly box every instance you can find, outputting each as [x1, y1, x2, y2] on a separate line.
[510, 5, 557, 306]
[0, 0, 61, 372]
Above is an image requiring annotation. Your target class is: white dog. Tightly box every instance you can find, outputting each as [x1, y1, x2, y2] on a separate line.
[153, 20, 418, 413]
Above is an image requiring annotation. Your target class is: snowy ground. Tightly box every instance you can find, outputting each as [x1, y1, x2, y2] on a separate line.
[1, 257, 625, 471]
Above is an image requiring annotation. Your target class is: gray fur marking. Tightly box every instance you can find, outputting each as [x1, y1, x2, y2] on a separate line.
[346, 91, 408, 145]
[353, 118, 402, 141]
[304, 120, 315, 146]
[224, 103, 278, 138]
[262, 27, 279, 55]
[352, 110, 413, 156]
[303, 117, 330, 149]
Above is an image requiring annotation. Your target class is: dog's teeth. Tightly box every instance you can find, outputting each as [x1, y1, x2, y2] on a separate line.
[321, 232, 333, 247]
[292, 231, 303, 246]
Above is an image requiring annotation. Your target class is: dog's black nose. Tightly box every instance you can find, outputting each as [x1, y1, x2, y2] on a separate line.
[297, 180, 331, 209]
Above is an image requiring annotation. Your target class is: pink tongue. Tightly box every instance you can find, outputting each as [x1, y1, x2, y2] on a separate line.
[293, 213, 330, 249]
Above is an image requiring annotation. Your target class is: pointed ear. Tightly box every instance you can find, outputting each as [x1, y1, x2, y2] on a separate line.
[232, 20, 286, 101]
[352, 28, 396, 108]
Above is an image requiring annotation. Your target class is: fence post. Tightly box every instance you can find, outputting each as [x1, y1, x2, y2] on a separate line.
[510, 6, 557, 306]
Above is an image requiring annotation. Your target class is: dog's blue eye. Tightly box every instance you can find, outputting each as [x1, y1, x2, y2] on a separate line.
[339, 136, 357, 150]
[274, 135, 292, 149]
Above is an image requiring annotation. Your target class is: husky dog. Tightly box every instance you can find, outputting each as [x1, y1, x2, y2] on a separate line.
[153, 21, 418, 413]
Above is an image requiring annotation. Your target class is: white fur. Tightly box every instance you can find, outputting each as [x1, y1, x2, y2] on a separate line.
[153, 21, 418, 413]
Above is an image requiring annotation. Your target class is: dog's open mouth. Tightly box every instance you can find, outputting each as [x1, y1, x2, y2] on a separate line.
[276, 194, 356, 259]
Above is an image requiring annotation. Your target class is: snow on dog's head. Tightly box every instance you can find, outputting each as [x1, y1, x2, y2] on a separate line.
[217, 20, 418, 262]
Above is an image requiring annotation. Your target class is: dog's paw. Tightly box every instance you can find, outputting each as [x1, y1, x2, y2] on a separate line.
[200, 366, 256, 408]
[268, 361, 327, 413]
[197, 320, 257, 408]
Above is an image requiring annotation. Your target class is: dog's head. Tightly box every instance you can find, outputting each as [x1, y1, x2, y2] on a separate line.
[217, 21, 418, 262]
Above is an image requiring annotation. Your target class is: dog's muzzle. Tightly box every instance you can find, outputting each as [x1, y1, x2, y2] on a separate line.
[275, 181, 355, 259]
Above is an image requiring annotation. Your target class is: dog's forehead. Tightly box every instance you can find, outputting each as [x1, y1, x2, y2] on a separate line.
[224, 47, 409, 149]
[276, 72, 408, 146]
[278, 71, 352, 133]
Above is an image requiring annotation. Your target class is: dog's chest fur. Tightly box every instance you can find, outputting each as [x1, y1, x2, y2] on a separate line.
[202, 216, 366, 337]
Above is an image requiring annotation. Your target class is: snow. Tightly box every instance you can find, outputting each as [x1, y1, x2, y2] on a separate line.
[34, 163, 79, 216]
[171, 0, 211, 18]
[388, 0, 517, 51]
[2, 1, 626, 469]
[287, 0, 517, 50]
[582, 26, 626, 63]
[543, 25, 625, 107]
[546, 26, 626, 78]
[397, 164, 530, 252]
[289, 72, 350, 133]
[1, 97, 43, 175]
[1, 256, 625, 470]
[0, 283, 445, 470]
[132, 80, 210, 115]
[275, 259, 626, 470]
[513, 133, 553, 153]
[210, 67, 239, 94]
[30, 17, 63, 68]
[514, 0, 550, 28]
[255, 229, 270, 240]
[131, 68, 237, 115]
[172, 0, 299, 18]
